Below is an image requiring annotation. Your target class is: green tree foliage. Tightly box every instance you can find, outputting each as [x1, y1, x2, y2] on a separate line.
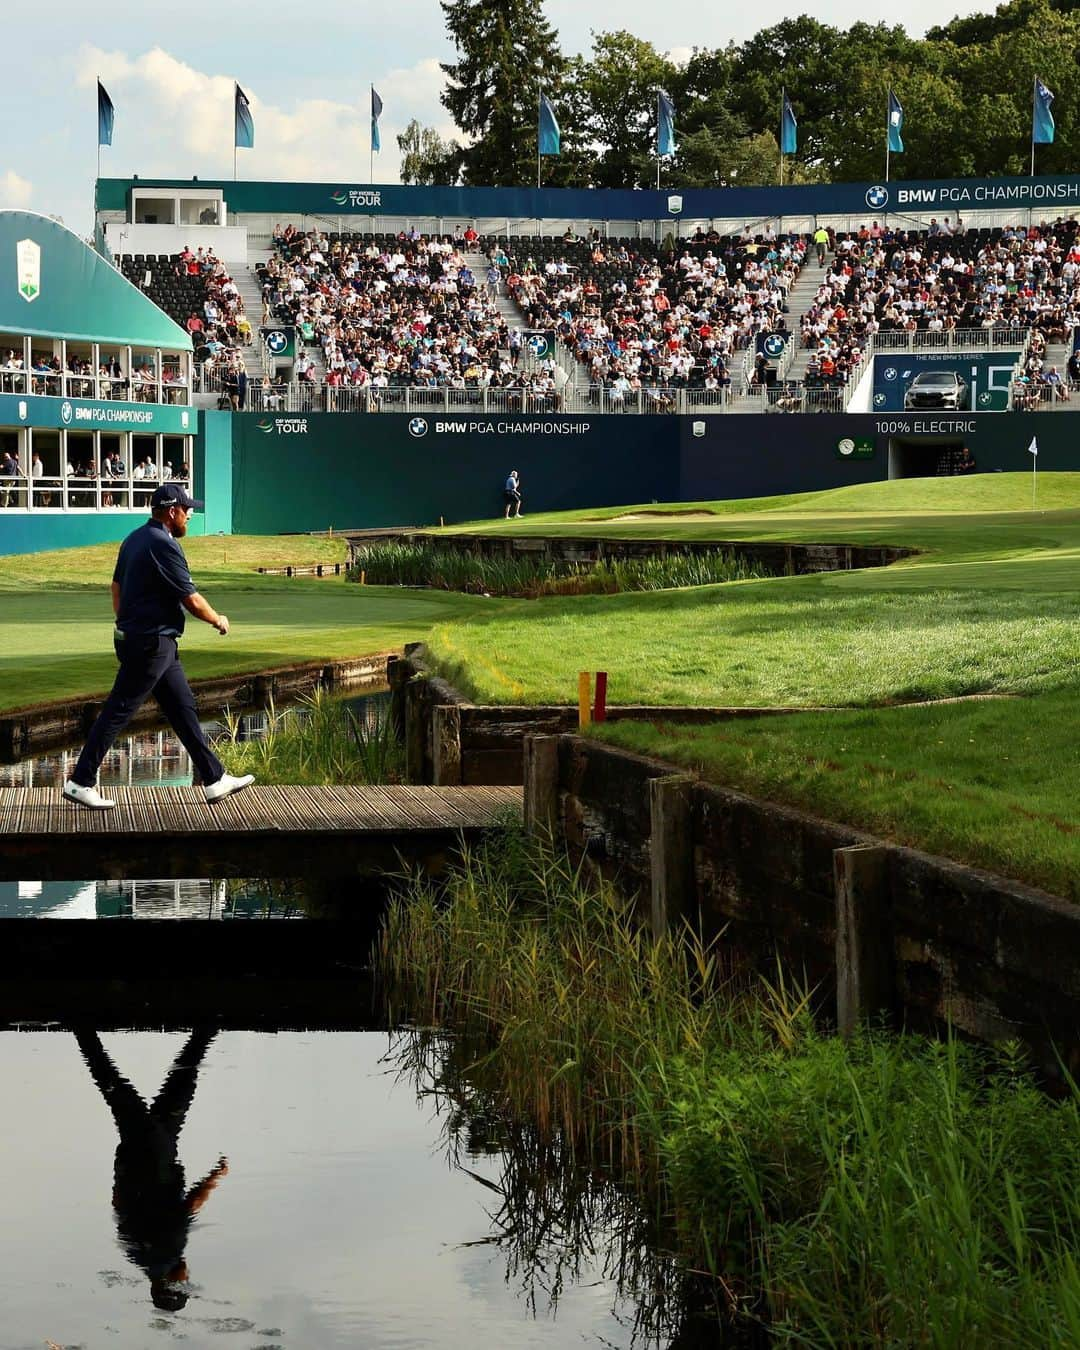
[571, 31, 679, 187]
[440, 0, 565, 186]
[396, 119, 461, 185]
[436, 0, 1080, 186]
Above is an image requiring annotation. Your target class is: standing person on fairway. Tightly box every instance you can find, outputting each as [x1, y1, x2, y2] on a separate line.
[63, 484, 254, 810]
[504, 469, 522, 518]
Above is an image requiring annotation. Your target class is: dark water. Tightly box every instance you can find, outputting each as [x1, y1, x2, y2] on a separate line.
[0, 699, 728, 1347]
[0, 1029, 689, 1349]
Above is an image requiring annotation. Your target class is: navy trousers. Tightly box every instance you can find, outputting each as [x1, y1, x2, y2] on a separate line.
[72, 633, 224, 788]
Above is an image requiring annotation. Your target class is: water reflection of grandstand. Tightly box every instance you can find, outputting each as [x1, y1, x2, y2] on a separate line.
[0, 877, 298, 920]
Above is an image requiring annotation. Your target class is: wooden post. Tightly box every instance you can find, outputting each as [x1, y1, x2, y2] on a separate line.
[523, 735, 559, 839]
[404, 677, 428, 784]
[432, 705, 462, 786]
[387, 655, 408, 741]
[834, 844, 894, 1037]
[650, 775, 696, 938]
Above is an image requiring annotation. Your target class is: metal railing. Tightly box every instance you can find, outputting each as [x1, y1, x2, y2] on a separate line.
[1013, 379, 1080, 411]
[870, 326, 1030, 352]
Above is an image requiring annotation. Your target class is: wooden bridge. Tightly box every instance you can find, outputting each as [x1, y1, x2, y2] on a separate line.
[0, 784, 522, 881]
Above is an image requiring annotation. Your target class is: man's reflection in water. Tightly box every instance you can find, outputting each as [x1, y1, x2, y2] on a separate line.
[74, 1028, 227, 1311]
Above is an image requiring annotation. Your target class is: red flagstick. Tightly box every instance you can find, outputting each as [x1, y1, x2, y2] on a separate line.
[593, 671, 608, 723]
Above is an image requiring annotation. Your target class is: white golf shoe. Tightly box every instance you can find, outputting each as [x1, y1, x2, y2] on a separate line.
[62, 779, 116, 810]
[204, 773, 255, 804]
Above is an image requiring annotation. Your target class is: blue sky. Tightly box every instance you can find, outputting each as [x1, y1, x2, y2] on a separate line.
[3, 0, 991, 234]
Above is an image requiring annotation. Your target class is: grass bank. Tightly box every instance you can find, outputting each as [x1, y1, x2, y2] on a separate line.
[382, 829, 1080, 1345]
[593, 693, 1079, 898]
[0, 535, 494, 713]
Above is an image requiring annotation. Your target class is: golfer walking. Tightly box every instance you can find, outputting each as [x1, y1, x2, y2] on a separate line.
[63, 483, 254, 810]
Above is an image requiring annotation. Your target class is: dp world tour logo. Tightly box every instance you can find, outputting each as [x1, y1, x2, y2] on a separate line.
[408, 417, 428, 438]
[60, 401, 73, 425]
[330, 189, 349, 206]
[257, 419, 275, 434]
[865, 185, 889, 210]
[264, 330, 289, 355]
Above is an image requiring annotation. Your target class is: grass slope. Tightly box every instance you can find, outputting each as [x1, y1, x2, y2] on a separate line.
[421, 475, 1080, 893]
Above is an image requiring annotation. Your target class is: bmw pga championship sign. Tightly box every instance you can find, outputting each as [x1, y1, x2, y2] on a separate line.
[99, 172, 1080, 225]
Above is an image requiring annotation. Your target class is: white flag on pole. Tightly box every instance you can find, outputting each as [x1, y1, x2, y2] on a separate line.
[1028, 436, 1039, 456]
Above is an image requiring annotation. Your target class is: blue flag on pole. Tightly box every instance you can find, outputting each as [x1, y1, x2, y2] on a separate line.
[1033, 77, 1055, 144]
[539, 93, 560, 156]
[234, 83, 254, 149]
[97, 80, 115, 147]
[888, 91, 904, 154]
[371, 87, 383, 153]
[780, 90, 797, 156]
[657, 91, 676, 156]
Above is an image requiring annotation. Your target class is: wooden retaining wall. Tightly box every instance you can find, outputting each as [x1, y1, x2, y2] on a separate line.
[350, 531, 914, 576]
[394, 648, 1080, 1077]
[0, 652, 393, 761]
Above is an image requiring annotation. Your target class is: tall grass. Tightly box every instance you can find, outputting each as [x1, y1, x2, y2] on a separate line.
[380, 827, 1080, 1344]
[349, 541, 766, 597]
[217, 688, 402, 785]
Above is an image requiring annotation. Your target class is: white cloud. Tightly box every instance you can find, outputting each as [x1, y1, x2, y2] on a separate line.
[0, 170, 33, 208]
[77, 44, 454, 185]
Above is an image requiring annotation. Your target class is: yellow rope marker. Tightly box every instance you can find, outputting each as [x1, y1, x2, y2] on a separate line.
[578, 671, 592, 728]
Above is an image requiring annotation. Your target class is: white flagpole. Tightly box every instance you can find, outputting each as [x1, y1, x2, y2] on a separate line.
[885, 90, 891, 184]
[1033, 444, 1038, 511]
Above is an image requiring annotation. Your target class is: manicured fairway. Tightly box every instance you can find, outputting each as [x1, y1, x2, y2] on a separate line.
[0, 536, 489, 713]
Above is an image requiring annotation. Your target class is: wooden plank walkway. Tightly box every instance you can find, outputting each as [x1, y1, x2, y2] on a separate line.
[0, 785, 522, 881]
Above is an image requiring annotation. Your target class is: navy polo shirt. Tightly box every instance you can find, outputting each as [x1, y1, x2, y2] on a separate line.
[113, 519, 197, 637]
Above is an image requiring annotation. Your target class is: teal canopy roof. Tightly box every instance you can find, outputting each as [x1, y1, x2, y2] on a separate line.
[0, 210, 191, 350]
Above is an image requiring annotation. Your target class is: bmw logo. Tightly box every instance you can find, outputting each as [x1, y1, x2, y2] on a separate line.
[873, 392, 887, 407]
[865, 184, 889, 210]
[527, 334, 549, 355]
[265, 330, 289, 355]
[883, 367, 898, 381]
[978, 391, 992, 407]
[408, 417, 428, 438]
[763, 334, 786, 358]
[60, 401, 73, 425]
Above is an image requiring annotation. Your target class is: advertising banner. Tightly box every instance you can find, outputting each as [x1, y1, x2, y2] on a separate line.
[871, 352, 1019, 413]
[0, 392, 194, 433]
[98, 172, 1080, 225]
[262, 326, 296, 361]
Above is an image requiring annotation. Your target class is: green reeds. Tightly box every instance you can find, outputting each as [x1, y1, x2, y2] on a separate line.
[217, 688, 402, 785]
[380, 827, 1080, 1343]
[349, 541, 765, 597]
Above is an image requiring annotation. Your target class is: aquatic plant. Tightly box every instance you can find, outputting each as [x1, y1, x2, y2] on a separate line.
[380, 827, 1080, 1344]
[348, 541, 766, 597]
[217, 689, 402, 785]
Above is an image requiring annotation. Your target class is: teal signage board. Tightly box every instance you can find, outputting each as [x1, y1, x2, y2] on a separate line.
[871, 352, 1020, 413]
[0, 393, 194, 433]
[97, 172, 1080, 224]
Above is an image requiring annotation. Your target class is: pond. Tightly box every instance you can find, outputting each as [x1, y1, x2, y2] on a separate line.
[0, 1028, 701, 1349]
[0, 704, 727, 1347]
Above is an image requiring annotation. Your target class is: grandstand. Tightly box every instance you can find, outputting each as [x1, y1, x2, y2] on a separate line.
[97, 176, 1080, 421]
[6, 171, 1080, 555]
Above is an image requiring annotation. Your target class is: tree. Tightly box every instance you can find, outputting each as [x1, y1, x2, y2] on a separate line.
[572, 32, 680, 187]
[397, 119, 461, 185]
[440, 0, 566, 186]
